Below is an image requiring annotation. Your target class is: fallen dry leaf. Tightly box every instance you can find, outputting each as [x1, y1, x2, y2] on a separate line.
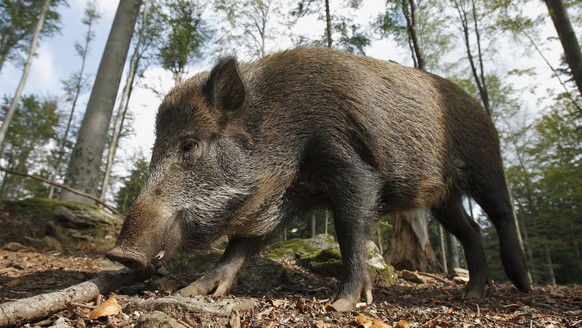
[397, 319, 410, 328]
[271, 299, 286, 307]
[355, 314, 390, 328]
[87, 296, 122, 320]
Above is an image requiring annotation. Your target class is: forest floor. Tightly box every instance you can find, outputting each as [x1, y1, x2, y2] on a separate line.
[1, 246, 581, 328]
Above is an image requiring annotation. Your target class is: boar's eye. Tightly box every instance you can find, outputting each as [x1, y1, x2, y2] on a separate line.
[181, 138, 199, 160]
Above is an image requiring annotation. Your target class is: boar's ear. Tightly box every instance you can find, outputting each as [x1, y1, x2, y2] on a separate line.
[203, 57, 246, 112]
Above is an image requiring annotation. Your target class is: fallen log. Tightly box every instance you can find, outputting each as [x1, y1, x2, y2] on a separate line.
[0, 266, 156, 327]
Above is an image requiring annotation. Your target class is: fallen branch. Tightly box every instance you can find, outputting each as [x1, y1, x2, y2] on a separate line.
[0, 165, 119, 214]
[0, 266, 156, 327]
[418, 272, 450, 284]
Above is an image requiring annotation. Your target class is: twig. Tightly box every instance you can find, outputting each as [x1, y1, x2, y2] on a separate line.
[0, 165, 119, 214]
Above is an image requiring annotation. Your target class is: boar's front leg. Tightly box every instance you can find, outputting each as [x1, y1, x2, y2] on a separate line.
[325, 163, 380, 311]
[178, 236, 263, 297]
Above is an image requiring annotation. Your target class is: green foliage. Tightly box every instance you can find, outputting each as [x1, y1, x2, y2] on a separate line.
[115, 154, 149, 213]
[156, 0, 209, 83]
[214, 0, 291, 59]
[373, 0, 453, 73]
[291, 0, 372, 54]
[0, 95, 62, 199]
[503, 96, 582, 284]
[0, 0, 66, 71]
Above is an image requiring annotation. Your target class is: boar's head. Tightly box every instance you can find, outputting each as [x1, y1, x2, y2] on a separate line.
[106, 58, 257, 270]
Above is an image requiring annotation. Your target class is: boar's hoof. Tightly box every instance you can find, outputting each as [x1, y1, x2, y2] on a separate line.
[329, 298, 355, 312]
[178, 283, 211, 297]
[329, 288, 373, 312]
[462, 278, 490, 299]
[178, 274, 235, 298]
[105, 247, 149, 270]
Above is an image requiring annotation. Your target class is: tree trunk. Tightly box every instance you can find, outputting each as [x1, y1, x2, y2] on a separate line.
[544, 0, 582, 97]
[324, 0, 332, 48]
[543, 241, 556, 285]
[100, 0, 150, 201]
[401, 0, 425, 70]
[0, 0, 50, 148]
[60, 0, 142, 204]
[311, 212, 316, 238]
[0, 267, 155, 327]
[48, 5, 99, 199]
[390, 209, 441, 272]
[438, 224, 448, 273]
[445, 231, 460, 272]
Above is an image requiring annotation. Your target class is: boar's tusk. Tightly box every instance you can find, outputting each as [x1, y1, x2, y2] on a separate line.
[154, 250, 165, 260]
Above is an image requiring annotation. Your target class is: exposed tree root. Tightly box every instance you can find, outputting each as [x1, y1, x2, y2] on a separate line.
[0, 266, 155, 327]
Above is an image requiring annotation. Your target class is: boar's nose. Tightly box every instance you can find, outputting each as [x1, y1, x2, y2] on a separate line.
[105, 246, 149, 270]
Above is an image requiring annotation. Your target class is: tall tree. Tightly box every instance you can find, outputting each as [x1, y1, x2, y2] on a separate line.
[100, 0, 151, 201]
[0, 0, 55, 148]
[157, 0, 208, 84]
[292, 0, 371, 54]
[48, 0, 101, 199]
[0, 0, 62, 74]
[544, 0, 582, 97]
[214, 0, 290, 60]
[450, 0, 491, 115]
[60, 0, 143, 203]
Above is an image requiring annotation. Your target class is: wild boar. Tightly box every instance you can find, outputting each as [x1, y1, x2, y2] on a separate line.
[106, 47, 532, 311]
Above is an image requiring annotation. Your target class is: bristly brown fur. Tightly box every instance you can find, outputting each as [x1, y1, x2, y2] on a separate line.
[107, 47, 532, 311]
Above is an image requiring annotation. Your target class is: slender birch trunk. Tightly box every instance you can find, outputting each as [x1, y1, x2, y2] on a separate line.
[0, 0, 51, 148]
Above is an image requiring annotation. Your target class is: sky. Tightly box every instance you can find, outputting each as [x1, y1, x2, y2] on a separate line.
[0, 0, 567, 178]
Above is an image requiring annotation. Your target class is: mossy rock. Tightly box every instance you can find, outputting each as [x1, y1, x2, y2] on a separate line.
[0, 198, 122, 252]
[264, 234, 337, 260]
[165, 245, 288, 292]
[265, 235, 397, 286]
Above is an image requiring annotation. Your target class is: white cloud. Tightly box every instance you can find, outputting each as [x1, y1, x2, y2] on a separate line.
[28, 44, 58, 94]
[70, 0, 117, 20]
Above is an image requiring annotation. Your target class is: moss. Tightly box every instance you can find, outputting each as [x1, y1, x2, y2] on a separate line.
[264, 238, 320, 260]
[0, 197, 122, 252]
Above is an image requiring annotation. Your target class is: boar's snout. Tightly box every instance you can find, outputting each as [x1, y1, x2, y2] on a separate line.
[105, 246, 149, 270]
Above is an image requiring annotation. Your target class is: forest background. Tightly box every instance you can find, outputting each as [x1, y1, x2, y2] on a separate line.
[0, 0, 580, 288]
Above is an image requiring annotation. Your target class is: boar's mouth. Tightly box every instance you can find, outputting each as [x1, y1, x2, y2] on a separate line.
[105, 209, 185, 270]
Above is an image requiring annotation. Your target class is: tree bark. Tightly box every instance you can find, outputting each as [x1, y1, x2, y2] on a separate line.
[401, 0, 425, 70]
[543, 241, 556, 285]
[324, 0, 332, 48]
[0, 267, 155, 327]
[311, 212, 316, 238]
[390, 209, 441, 273]
[48, 3, 99, 199]
[544, 0, 582, 97]
[0, 0, 50, 148]
[100, 0, 150, 201]
[60, 0, 142, 204]
[438, 224, 448, 273]
[445, 231, 460, 272]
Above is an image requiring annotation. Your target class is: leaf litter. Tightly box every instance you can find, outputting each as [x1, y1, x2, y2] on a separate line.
[1, 247, 581, 327]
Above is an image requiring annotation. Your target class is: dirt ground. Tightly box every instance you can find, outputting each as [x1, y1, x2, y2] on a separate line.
[1, 246, 581, 328]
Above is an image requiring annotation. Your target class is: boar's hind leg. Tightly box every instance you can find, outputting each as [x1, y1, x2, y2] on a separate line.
[178, 236, 263, 297]
[431, 196, 491, 299]
[471, 179, 532, 293]
[325, 164, 380, 311]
